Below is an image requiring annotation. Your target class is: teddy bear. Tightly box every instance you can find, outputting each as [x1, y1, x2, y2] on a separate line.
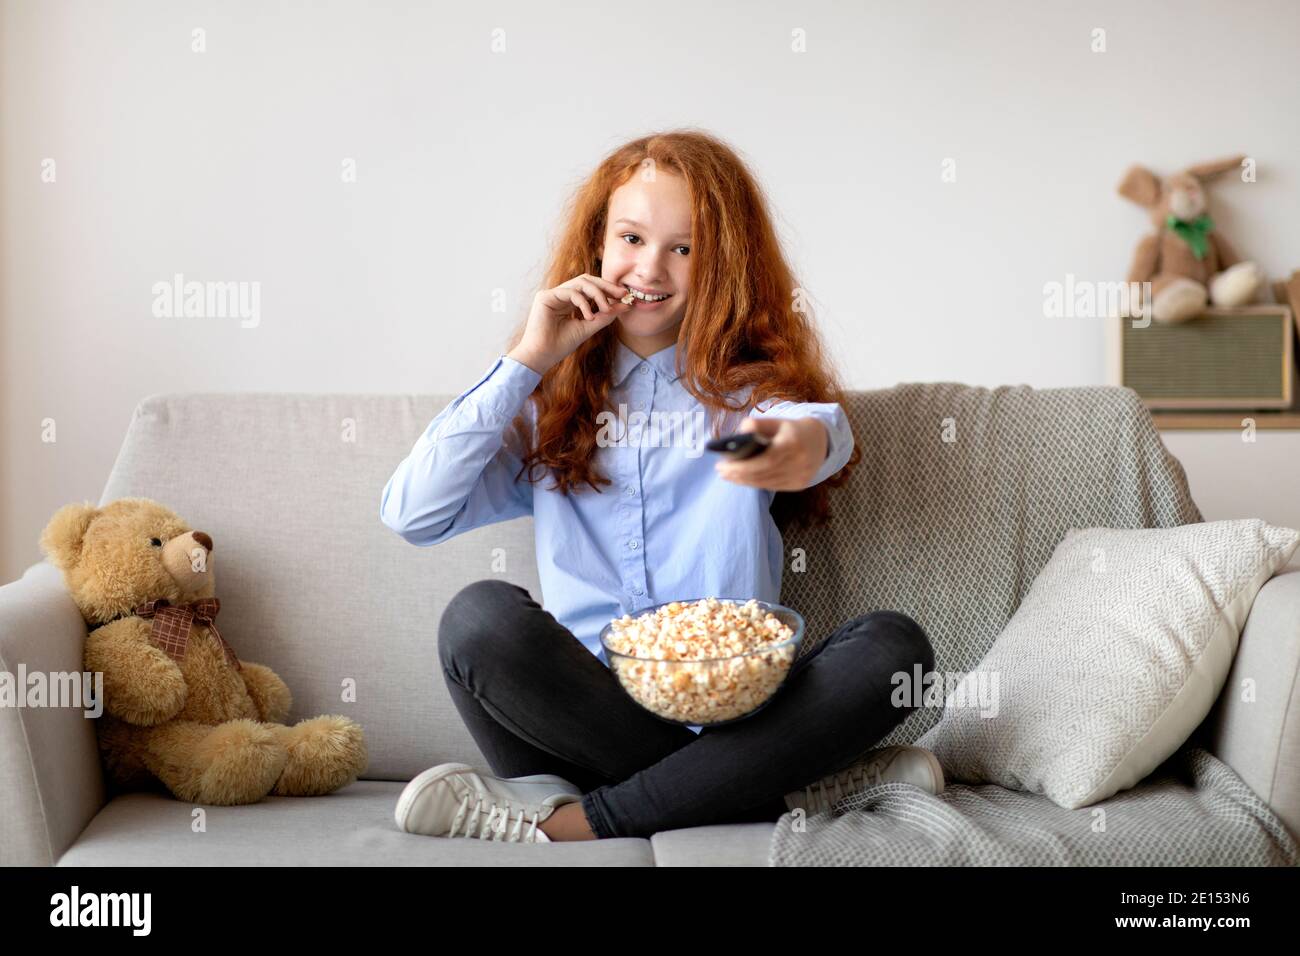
[39, 496, 368, 806]
[1117, 154, 1264, 324]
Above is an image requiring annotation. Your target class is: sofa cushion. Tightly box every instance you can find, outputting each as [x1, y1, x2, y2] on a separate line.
[56, 781, 655, 866]
[917, 519, 1300, 809]
[650, 822, 777, 866]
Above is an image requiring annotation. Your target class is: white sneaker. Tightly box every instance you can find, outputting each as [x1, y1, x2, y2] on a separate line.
[395, 762, 585, 842]
[783, 745, 945, 815]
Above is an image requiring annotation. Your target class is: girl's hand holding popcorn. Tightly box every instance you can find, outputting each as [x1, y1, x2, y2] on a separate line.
[714, 415, 829, 491]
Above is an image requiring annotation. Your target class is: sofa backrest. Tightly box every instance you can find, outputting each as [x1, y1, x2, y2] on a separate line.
[93, 385, 1201, 780]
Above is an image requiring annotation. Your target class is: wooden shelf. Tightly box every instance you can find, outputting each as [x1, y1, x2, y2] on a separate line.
[1153, 410, 1300, 430]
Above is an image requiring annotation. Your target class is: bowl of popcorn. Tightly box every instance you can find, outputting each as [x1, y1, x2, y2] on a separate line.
[599, 597, 805, 727]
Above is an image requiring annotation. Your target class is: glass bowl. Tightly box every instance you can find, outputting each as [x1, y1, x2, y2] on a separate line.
[598, 597, 806, 728]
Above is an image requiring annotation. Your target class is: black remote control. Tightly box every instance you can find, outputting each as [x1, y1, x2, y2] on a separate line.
[705, 431, 771, 460]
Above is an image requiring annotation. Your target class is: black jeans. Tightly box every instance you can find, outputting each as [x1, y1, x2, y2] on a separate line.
[438, 579, 935, 839]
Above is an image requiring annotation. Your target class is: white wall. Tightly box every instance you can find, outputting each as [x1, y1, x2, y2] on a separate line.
[4, 0, 1299, 584]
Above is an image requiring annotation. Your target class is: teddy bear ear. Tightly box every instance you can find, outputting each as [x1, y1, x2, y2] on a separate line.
[39, 501, 98, 571]
[1117, 165, 1161, 208]
[1184, 155, 1246, 182]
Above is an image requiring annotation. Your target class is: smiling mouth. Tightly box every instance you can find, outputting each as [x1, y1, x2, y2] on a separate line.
[624, 285, 673, 303]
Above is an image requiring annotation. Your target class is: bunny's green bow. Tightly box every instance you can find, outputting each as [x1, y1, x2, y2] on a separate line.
[1166, 214, 1215, 260]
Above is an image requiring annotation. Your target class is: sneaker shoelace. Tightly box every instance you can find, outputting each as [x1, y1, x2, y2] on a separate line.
[450, 792, 545, 842]
[801, 760, 886, 815]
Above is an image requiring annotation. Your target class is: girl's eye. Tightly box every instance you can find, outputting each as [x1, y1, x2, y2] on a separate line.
[621, 234, 690, 255]
[150, 537, 162, 547]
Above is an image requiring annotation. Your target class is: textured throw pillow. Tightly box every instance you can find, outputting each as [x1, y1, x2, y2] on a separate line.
[916, 518, 1299, 809]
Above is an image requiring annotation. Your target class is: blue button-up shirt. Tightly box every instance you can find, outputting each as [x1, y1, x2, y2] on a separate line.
[380, 340, 855, 733]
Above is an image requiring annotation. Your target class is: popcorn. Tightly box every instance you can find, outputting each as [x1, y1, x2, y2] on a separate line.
[603, 598, 797, 724]
[619, 291, 637, 305]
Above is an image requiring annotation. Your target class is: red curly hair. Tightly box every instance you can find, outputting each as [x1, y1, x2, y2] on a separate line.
[503, 128, 861, 533]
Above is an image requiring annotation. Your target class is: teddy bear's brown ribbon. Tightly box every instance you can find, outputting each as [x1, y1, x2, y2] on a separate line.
[134, 597, 242, 671]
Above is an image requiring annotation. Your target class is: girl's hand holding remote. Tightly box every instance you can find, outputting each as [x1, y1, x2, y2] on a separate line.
[714, 415, 829, 491]
[507, 274, 635, 376]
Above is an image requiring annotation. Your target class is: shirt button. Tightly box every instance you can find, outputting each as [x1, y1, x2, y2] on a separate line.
[628, 539, 639, 550]
[632, 585, 643, 595]
[638, 364, 648, 375]
[625, 486, 635, 496]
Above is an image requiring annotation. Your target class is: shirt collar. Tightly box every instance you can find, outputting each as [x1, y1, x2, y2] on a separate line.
[612, 339, 683, 388]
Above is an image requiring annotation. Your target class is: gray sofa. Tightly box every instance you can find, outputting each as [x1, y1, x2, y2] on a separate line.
[3, 386, 1298, 866]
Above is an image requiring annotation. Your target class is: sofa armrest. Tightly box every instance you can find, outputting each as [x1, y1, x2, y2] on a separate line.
[0, 561, 104, 865]
[1198, 568, 1300, 843]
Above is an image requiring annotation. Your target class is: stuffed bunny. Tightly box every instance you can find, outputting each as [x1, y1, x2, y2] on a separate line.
[1117, 155, 1263, 324]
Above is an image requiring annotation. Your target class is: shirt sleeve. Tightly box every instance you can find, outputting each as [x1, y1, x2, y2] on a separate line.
[749, 398, 854, 490]
[380, 354, 542, 546]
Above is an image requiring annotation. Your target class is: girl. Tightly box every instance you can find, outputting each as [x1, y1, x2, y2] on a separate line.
[381, 129, 941, 844]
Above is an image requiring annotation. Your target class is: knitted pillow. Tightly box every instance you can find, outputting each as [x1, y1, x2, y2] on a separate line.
[916, 518, 1299, 809]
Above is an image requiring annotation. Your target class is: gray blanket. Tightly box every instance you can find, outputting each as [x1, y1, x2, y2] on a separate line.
[769, 382, 1297, 866]
[770, 745, 1299, 866]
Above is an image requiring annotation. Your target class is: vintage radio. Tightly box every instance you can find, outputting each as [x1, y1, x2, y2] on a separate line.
[1107, 304, 1298, 410]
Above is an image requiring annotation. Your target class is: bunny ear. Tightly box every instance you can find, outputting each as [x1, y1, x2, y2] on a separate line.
[1184, 155, 1246, 181]
[39, 501, 97, 571]
[1117, 165, 1161, 208]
